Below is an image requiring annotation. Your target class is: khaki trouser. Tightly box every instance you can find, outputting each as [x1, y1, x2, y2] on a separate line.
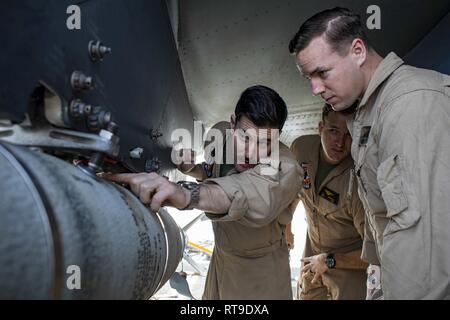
[297, 271, 328, 300]
[297, 268, 367, 300]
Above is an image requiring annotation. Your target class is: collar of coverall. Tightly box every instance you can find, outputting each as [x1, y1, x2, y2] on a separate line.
[357, 52, 404, 110]
[319, 146, 354, 187]
[300, 136, 353, 186]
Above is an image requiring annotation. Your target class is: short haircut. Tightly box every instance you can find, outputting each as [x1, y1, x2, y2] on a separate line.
[235, 85, 288, 130]
[322, 102, 358, 122]
[322, 103, 334, 122]
[289, 7, 371, 56]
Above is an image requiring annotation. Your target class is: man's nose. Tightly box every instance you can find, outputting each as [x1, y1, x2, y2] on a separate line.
[311, 79, 325, 96]
[336, 133, 346, 148]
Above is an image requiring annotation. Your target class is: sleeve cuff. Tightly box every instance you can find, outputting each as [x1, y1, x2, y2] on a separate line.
[361, 239, 380, 265]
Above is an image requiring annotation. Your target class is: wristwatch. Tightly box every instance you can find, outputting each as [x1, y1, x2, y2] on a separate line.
[325, 253, 336, 269]
[177, 181, 200, 210]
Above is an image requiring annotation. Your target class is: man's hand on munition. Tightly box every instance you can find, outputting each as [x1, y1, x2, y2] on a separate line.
[102, 172, 190, 212]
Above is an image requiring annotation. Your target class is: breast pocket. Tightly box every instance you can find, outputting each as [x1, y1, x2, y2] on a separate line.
[377, 155, 420, 236]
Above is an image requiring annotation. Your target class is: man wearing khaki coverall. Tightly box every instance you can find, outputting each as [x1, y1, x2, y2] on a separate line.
[288, 105, 378, 300]
[290, 7, 450, 299]
[105, 85, 301, 299]
[183, 120, 298, 300]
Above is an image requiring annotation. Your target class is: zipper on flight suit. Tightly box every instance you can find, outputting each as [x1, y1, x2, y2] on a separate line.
[309, 177, 323, 250]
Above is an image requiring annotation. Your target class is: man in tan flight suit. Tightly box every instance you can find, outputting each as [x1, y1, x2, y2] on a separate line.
[288, 104, 377, 300]
[290, 7, 450, 299]
[105, 85, 301, 299]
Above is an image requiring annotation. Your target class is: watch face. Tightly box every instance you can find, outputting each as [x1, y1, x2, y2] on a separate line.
[177, 181, 200, 210]
[178, 181, 196, 189]
[326, 256, 336, 268]
[184, 181, 197, 189]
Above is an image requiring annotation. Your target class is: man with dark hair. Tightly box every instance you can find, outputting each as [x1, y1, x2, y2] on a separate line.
[289, 7, 372, 57]
[235, 85, 288, 130]
[289, 7, 450, 299]
[287, 104, 371, 300]
[105, 85, 301, 299]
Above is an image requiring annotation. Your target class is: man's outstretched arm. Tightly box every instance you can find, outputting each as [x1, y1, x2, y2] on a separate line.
[102, 172, 231, 213]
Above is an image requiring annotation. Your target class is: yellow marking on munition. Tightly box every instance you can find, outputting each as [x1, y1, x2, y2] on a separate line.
[187, 241, 213, 255]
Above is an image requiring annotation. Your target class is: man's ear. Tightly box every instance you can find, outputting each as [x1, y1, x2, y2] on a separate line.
[350, 38, 367, 67]
[230, 114, 236, 128]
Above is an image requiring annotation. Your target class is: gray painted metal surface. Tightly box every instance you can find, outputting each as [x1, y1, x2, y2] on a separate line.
[0, 0, 194, 173]
[405, 12, 450, 74]
[0, 142, 183, 299]
[174, 0, 450, 144]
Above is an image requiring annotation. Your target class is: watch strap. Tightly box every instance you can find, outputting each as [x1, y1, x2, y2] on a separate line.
[177, 181, 200, 210]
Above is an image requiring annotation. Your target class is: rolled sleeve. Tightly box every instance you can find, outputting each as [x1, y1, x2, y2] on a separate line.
[350, 182, 380, 264]
[361, 221, 380, 265]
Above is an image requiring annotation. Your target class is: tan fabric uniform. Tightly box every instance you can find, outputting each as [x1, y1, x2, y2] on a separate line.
[348, 52, 450, 299]
[181, 122, 301, 300]
[291, 135, 375, 300]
